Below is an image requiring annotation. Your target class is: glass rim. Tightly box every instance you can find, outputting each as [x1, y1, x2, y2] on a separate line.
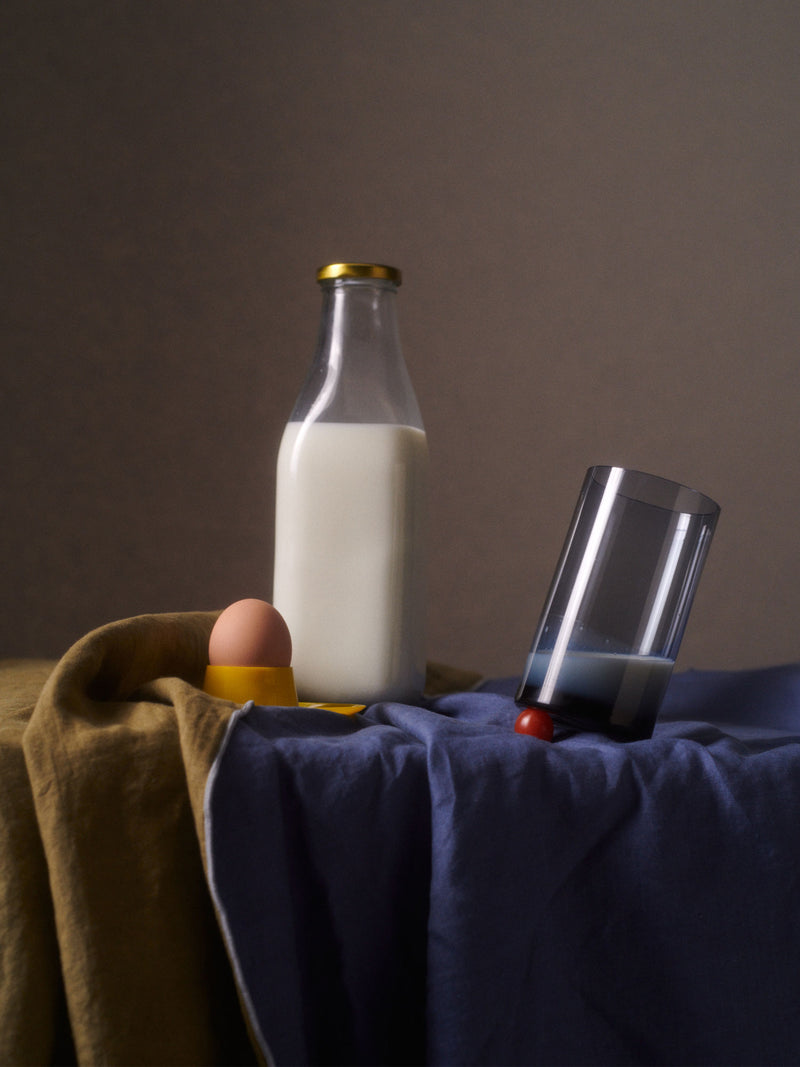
[588, 465, 720, 517]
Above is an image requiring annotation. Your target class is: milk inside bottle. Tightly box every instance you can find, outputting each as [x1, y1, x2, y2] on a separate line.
[272, 264, 427, 705]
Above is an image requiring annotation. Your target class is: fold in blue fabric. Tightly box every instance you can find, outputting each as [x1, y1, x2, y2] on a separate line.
[205, 666, 800, 1066]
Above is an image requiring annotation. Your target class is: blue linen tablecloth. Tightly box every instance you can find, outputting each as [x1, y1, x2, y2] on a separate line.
[205, 665, 800, 1066]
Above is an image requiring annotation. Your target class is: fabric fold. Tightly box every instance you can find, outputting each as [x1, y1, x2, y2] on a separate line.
[0, 659, 73, 1066]
[206, 670, 800, 1067]
[3, 612, 258, 1066]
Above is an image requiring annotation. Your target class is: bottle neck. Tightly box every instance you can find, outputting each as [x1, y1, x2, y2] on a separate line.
[320, 277, 401, 370]
[290, 278, 423, 428]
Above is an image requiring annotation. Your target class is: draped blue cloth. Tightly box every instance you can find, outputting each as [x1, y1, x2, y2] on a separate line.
[205, 665, 800, 1066]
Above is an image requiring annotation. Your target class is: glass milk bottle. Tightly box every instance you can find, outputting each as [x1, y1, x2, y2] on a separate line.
[272, 263, 428, 705]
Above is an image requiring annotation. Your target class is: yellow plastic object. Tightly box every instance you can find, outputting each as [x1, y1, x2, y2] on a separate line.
[300, 701, 366, 716]
[202, 664, 365, 715]
[203, 664, 298, 707]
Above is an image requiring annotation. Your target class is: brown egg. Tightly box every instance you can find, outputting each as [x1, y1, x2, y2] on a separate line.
[208, 598, 292, 668]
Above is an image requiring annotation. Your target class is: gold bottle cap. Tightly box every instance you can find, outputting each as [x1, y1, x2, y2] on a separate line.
[316, 262, 401, 285]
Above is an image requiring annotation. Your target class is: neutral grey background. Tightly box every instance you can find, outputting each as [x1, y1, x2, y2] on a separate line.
[3, 0, 799, 678]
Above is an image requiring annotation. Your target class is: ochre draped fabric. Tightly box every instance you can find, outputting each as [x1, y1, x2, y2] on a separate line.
[0, 612, 258, 1066]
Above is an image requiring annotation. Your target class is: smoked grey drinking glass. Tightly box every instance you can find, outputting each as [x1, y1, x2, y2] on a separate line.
[516, 467, 720, 740]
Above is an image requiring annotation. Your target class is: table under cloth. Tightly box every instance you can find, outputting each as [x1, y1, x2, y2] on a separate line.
[3, 611, 800, 1065]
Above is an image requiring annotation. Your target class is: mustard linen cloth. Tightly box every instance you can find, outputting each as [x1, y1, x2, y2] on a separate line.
[0, 612, 257, 1066]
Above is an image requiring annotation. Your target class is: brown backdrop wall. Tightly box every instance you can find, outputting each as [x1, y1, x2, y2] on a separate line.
[3, 0, 799, 679]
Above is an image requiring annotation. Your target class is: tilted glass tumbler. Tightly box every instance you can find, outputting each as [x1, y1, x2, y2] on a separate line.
[516, 467, 720, 740]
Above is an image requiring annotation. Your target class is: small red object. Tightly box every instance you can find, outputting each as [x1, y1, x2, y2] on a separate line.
[514, 707, 554, 742]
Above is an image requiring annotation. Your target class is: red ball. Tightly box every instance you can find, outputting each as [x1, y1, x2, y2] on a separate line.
[514, 707, 554, 742]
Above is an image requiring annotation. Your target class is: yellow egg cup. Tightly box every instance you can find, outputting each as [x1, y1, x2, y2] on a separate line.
[202, 665, 364, 715]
